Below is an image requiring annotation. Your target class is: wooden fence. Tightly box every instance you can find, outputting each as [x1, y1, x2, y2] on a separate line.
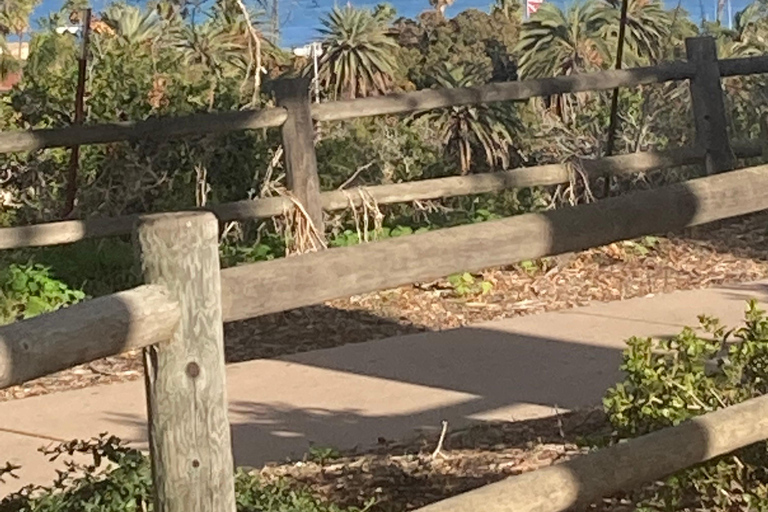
[3, 37, 768, 249]
[4, 36, 768, 511]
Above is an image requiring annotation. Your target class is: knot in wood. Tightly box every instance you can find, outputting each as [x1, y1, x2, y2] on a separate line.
[186, 361, 201, 379]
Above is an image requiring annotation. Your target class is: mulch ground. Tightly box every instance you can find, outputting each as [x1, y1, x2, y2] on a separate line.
[4, 212, 768, 510]
[2, 211, 768, 402]
[257, 408, 615, 512]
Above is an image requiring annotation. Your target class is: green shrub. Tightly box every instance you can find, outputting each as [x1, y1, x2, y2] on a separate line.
[0, 263, 85, 325]
[0, 435, 370, 512]
[9, 239, 140, 298]
[604, 300, 768, 510]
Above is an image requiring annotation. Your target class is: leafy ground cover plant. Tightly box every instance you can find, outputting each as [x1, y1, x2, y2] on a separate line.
[0, 435, 371, 512]
[603, 300, 768, 510]
[0, 263, 85, 325]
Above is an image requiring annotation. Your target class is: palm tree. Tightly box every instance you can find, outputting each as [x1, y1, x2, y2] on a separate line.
[596, 0, 672, 65]
[177, 22, 245, 78]
[492, 0, 520, 20]
[664, 4, 698, 60]
[415, 63, 518, 174]
[101, 4, 164, 45]
[516, 1, 611, 79]
[317, 5, 399, 99]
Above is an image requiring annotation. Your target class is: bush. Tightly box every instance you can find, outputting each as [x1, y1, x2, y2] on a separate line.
[6, 239, 140, 298]
[603, 300, 768, 510]
[0, 263, 85, 325]
[0, 435, 369, 512]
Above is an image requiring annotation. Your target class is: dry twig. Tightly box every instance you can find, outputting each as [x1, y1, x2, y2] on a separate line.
[431, 420, 449, 460]
[234, 0, 263, 106]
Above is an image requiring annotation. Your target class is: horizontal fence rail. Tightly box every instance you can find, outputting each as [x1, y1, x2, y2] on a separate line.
[718, 55, 768, 77]
[414, 393, 768, 512]
[0, 284, 179, 389]
[8, 159, 768, 383]
[0, 108, 288, 154]
[4, 36, 768, 512]
[311, 62, 697, 122]
[2, 142, 763, 251]
[0, 53, 766, 154]
[219, 162, 768, 322]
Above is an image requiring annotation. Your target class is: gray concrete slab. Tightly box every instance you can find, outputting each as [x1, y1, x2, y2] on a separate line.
[2, 280, 767, 496]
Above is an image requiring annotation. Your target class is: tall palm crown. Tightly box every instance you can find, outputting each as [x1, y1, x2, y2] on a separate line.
[101, 3, 164, 45]
[416, 63, 517, 174]
[596, 0, 672, 65]
[317, 5, 399, 99]
[516, 1, 610, 78]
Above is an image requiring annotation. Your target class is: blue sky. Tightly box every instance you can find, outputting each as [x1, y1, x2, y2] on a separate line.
[33, 0, 752, 47]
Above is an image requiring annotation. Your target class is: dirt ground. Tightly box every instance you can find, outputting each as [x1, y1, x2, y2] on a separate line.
[3, 211, 767, 403]
[257, 408, 619, 511]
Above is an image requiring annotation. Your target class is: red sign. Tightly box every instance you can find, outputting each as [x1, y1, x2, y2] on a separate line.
[526, 0, 543, 17]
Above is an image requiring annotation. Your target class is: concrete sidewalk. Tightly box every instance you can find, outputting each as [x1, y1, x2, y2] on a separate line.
[2, 280, 768, 495]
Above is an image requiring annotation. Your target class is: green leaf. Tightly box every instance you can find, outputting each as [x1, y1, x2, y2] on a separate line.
[10, 271, 28, 292]
[23, 296, 51, 318]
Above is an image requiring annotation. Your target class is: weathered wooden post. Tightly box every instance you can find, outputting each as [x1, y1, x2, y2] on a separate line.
[135, 212, 235, 512]
[686, 36, 735, 174]
[275, 77, 325, 238]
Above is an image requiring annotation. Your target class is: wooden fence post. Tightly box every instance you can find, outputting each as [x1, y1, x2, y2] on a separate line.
[135, 212, 235, 512]
[686, 36, 735, 174]
[275, 77, 325, 239]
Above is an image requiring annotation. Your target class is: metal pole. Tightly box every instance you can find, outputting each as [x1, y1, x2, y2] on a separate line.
[63, 8, 91, 218]
[313, 42, 320, 103]
[603, 0, 629, 196]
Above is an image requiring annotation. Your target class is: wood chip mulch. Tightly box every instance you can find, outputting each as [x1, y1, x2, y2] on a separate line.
[2, 211, 768, 403]
[257, 408, 610, 512]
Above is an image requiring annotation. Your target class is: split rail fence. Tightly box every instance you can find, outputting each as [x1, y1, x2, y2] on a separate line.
[3, 36, 768, 511]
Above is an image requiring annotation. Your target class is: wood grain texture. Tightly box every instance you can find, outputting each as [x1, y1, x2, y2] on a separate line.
[220, 163, 768, 322]
[0, 107, 287, 153]
[415, 393, 768, 512]
[136, 212, 235, 512]
[718, 55, 768, 77]
[0, 145, 720, 250]
[686, 37, 736, 174]
[311, 62, 696, 122]
[0, 284, 179, 390]
[276, 78, 325, 235]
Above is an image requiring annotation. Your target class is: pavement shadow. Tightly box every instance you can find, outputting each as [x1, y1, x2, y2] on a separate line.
[223, 304, 427, 363]
[226, 327, 624, 466]
[101, 323, 726, 511]
[107, 325, 626, 466]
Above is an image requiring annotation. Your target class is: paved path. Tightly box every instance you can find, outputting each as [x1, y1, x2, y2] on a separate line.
[2, 280, 768, 495]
